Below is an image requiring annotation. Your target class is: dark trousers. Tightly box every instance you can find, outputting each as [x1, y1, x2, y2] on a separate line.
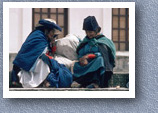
[11, 65, 21, 83]
[10, 65, 22, 87]
[100, 71, 112, 88]
[74, 70, 112, 88]
[74, 71, 100, 87]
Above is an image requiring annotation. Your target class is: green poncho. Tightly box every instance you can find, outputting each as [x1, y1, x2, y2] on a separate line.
[77, 35, 116, 60]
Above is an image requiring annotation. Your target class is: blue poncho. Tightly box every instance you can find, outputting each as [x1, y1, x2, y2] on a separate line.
[13, 30, 48, 71]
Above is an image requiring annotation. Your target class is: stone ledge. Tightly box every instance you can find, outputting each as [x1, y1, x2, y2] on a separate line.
[113, 72, 129, 74]
[9, 87, 129, 91]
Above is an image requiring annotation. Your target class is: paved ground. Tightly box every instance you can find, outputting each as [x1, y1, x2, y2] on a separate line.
[9, 87, 129, 91]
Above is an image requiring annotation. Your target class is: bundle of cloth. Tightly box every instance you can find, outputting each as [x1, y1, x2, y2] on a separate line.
[54, 34, 80, 70]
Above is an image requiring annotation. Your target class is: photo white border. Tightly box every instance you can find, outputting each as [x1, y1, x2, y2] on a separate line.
[3, 2, 135, 98]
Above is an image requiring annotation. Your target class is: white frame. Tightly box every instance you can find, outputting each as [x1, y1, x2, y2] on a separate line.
[3, 2, 135, 98]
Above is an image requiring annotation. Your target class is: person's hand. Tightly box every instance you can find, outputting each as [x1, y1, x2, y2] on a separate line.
[79, 55, 88, 66]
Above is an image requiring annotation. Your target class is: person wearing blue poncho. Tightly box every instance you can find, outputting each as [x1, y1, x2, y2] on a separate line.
[11, 19, 72, 88]
[72, 16, 116, 88]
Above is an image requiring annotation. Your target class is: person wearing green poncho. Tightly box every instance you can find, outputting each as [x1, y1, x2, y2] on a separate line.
[71, 16, 116, 88]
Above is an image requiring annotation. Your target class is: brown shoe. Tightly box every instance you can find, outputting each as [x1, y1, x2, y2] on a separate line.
[71, 81, 82, 88]
[43, 80, 50, 88]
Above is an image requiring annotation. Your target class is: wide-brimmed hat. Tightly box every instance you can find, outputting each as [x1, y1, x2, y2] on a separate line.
[36, 19, 62, 35]
[83, 16, 100, 31]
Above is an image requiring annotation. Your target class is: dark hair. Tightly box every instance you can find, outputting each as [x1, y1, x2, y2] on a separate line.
[35, 26, 53, 42]
[95, 27, 101, 33]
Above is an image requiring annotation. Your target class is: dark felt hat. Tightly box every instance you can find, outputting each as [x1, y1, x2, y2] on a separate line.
[83, 16, 100, 31]
[36, 19, 62, 34]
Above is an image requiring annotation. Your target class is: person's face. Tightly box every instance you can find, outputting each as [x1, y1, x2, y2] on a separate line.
[47, 30, 56, 40]
[85, 30, 97, 39]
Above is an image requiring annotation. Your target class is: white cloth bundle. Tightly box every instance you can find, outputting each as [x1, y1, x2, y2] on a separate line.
[55, 34, 80, 61]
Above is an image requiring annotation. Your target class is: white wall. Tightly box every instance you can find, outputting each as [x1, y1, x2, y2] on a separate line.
[68, 8, 112, 40]
[9, 8, 32, 53]
[103, 8, 112, 39]
[22, 9, 32, 43]
[9, 8, 22, 53]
